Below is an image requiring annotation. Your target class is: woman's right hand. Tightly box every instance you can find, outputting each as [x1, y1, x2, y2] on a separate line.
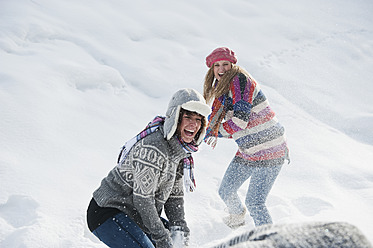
[205, 136, 217, 149]
[155, 236, 173, 248]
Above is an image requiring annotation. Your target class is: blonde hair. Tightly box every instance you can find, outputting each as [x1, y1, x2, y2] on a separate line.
[203, 64, 250, 103]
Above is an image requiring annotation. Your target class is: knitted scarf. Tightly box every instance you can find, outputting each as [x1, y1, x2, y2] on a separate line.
[204, 94, 226, 148]
[176, 136, 198, 192]
[117, 116, 198, 193]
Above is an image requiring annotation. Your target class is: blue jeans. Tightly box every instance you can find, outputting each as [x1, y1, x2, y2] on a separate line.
[218, 159, 282, 226]
[92, 213, 155, 248]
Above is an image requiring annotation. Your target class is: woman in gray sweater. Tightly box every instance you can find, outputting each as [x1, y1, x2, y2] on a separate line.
[87, 88, 210, 248]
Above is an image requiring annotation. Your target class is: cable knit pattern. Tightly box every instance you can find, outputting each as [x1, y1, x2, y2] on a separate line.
[214, 73, 289, 165]
[93, 127, 189, 243]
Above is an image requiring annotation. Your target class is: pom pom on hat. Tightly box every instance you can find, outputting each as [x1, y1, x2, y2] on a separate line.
[206, 47, 237, 68]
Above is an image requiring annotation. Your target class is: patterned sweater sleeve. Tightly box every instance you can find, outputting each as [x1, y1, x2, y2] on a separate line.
[131, 145, 171, 244]
[164, 161, 189, 232]
[219, 73, 257, 137]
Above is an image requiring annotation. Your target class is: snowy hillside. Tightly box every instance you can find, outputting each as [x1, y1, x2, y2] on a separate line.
[1, 0, 373, 247]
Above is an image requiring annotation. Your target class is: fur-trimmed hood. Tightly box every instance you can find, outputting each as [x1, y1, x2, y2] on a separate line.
[164, 88, 211, 145]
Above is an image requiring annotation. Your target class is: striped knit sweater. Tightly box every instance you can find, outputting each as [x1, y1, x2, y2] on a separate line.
[213, 73, 289, 166]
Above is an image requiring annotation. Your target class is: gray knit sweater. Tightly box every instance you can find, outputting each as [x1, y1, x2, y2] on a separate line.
[93, 126, 189, 244]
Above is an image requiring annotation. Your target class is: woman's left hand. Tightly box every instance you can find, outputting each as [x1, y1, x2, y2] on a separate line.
[170, 226, 190, 247]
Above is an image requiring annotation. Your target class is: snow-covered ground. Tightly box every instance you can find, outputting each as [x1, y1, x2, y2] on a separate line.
[1, 0, 372, 247]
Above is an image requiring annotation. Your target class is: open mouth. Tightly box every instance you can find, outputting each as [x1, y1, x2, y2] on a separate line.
[219, 73, 225, 77]
[184, 129, 195, 137]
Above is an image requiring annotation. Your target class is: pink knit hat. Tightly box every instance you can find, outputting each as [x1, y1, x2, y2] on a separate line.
[205, 47, 237, 68]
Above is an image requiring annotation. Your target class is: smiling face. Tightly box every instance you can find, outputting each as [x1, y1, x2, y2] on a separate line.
[177, 110, 203, 143]
[213, 60, 232, 81]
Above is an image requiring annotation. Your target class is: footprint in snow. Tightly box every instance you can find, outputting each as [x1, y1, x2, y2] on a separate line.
[292, 196, 333, 217]
[0, 195, 39, 228]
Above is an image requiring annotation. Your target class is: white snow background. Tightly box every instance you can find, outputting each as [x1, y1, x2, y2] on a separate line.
[1, 0, 373, 247]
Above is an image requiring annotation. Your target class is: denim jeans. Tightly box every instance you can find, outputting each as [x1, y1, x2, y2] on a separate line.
[92, 212, 155, 248]
[218, 158, 282, 226]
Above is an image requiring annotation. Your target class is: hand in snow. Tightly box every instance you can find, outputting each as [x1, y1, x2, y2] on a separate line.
[170, 226, 190, 247]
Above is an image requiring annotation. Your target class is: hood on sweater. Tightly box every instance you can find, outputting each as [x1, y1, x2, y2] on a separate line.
[164, 88, 211, 145]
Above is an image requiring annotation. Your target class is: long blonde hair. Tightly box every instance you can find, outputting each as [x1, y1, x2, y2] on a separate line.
[203, 64, 250, 103]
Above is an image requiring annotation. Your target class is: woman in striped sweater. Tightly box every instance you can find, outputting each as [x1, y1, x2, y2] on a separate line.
[203, 47, 290, 228]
